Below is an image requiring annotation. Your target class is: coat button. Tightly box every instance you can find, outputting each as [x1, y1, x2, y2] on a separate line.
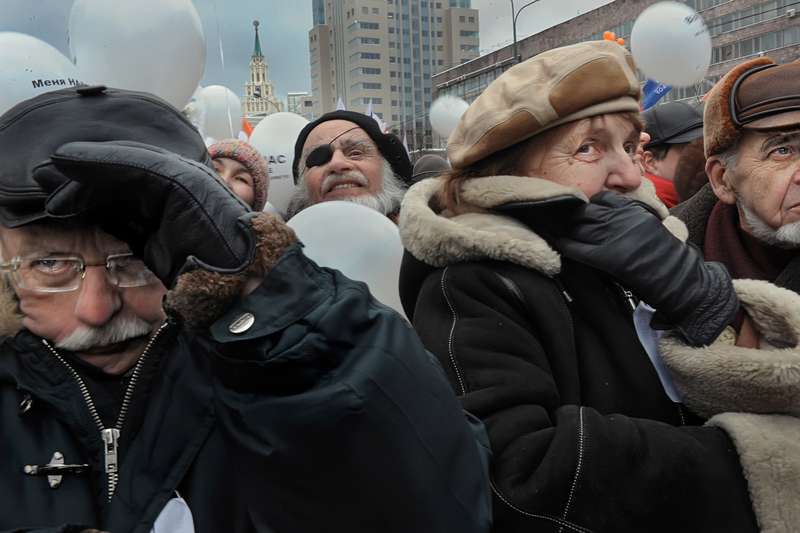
[229, 313, 255, 334]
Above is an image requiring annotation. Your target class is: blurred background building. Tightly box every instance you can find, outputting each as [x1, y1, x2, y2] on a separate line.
[432, 0, 800, 145]
[243, 20, 283, 127]
[308, 0, 480, 151]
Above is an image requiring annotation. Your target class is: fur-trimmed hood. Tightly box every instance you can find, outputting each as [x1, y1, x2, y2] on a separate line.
[399, 174, 687, 275]
[0, 212, 299, 336]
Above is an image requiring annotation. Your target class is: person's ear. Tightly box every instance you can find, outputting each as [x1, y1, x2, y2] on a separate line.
[706, 156, 736, 205]
[641, 151, 658, 175]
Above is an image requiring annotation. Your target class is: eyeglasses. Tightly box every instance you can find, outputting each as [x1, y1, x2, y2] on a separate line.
[0, 252, 157, 293]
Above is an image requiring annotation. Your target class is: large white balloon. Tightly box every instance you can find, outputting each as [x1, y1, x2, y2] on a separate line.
[198, 85, 242, 141]
[68, 0, 205, 109]
[429, 95, 469, 139]
[0, 32, 82, 116]
[287, 201, 405, 317]
[249, 112, 310, 215]
[631, 2, 711, 88]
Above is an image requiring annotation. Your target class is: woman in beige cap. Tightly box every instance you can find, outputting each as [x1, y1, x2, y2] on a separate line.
[398, 40, 773, 532]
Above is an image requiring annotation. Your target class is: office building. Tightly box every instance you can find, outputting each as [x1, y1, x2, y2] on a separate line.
[433, 0, 800, 120]
[309, 0, 480, 150]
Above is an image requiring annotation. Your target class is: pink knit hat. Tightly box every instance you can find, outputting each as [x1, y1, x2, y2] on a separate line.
[208, 139, 269, 211]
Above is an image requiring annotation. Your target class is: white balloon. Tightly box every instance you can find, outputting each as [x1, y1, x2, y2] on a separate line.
[287, 201, 405, 317]
[0, 32, 82, 116]
[68, 0, 205, 109]
[631, 2, 711, 87]
[249, 112, 310, 215]
[429, 95, 469, 138]
[198, 85, 242, 141]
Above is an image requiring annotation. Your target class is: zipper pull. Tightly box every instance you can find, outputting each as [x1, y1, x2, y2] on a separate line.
[101, 428, 120, 475]
[622, 288, 637, 312]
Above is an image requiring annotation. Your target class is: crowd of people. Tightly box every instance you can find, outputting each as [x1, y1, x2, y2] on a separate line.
[2, 39, 800, 533]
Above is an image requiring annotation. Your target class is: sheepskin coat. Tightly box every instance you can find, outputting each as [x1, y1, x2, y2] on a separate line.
[399, 175, 761, 533]
[0, 213, 491, 533]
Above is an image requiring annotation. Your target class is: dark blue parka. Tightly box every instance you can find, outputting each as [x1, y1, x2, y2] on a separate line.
[0, 239, 492, 533]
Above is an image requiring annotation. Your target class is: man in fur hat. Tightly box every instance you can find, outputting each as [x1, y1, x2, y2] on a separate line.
[0, 86, 490, 532]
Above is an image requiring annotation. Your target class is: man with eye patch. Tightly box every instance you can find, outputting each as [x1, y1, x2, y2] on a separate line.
[673, 57, 800, 340]
[286, 110, 412, 221]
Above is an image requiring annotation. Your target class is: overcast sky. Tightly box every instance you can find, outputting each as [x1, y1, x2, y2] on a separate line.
[0, 0, 611, 102]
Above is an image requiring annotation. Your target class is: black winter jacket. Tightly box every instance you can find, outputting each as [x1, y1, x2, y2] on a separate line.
[0, 216, 492, 533]
[398, 176, 758, 533]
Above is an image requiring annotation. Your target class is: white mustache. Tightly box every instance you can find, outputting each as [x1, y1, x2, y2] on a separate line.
[321, 172, 369, 195]
[56, 315, 154, 352]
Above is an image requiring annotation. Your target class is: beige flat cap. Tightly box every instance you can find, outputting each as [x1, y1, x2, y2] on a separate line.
[447, 40, 641, 169]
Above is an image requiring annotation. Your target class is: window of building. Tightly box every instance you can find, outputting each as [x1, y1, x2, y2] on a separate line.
[459, 16, 465, 22]
[436, 2, 442, 8]
[362, 52, 380, 59]
[437, 31, 443, 37]
[361, 6, 368, 14]
[392, 114, 399, 121]
[390, 56, 396, 63]
[363, 67, 381, 75]
[460, 30, 478, 37]
[468, 16, 475, 23]
[392, 100, 398, 106]
[437, 16, 442, 23]
[372, 7, 379, 14]
[364, 82, 382, 89]
[359, 21, 379, 30]
[362, 37, 380, 44]
[391, 85, 398, 92]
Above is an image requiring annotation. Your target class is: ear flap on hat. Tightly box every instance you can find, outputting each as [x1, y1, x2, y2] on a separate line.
[704, 57, 773, 157]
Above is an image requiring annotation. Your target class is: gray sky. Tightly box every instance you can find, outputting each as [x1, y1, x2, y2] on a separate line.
[1, 0, 611, 103]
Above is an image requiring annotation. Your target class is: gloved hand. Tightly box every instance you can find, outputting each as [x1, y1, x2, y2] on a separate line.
[500, 192, 738, 346]
[37, 140, 255, 288]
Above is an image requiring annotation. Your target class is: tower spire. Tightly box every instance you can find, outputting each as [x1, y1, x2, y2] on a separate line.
[252, 20, 263, 58]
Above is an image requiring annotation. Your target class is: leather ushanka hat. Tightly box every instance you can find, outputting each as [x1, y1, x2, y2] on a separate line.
[0, 85, 210, 227]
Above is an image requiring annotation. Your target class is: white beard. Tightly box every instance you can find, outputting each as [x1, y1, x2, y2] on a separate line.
[56, 314, 155, 352]
[738, 200, 800, 249]
[286, 161, 406, 220]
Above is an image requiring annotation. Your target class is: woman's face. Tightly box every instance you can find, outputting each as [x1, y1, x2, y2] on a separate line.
[212, 157, 256, 208]
[519, 114, 643, 198]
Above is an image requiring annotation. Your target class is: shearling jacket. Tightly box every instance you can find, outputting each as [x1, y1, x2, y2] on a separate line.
[0, 214, 492, 533]
[398, 175, 763, 533]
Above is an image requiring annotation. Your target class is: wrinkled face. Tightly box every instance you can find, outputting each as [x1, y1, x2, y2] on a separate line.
[0, 224, 166, 372]
[212, 157, 256, 208]
[298, 120, 386, 204]
[706, 130, 800, 230]
[519, 114, 643, 198]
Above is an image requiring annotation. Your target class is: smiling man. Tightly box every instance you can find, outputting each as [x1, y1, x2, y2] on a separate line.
[673, 57, 800, 300]
[286, 110, 412, 221]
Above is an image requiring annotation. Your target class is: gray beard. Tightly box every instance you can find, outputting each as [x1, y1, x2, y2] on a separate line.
[738, 199, 800, 249]
[286, 161, 406, 220]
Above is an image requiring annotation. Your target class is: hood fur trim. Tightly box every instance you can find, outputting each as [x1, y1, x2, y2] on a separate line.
[0, 277, 22, 337]
[399, 176, 561, 275]
[708, 413, 800, 533]
[165, 212, 298, 329]
[399, 174, 687, 273]
[659, 279, 800, 418]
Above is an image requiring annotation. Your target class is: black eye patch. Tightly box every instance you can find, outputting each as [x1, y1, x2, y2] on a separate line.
[306, 145, 334, 169]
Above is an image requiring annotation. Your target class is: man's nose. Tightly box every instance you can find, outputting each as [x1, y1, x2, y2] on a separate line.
[73, 267, 121, 327]
[325, 149, 353, 174]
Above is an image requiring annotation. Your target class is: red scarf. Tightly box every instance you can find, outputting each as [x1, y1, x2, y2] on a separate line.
[645, 173, 679, 208]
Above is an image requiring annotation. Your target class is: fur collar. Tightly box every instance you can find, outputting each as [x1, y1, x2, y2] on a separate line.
[399, 174, 687, 276]
[0, 213, 298, 336]
[659, 279, 800, 418]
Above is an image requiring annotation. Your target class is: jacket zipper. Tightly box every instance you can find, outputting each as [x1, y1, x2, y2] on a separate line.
[615, 283, 637, 313]
[41, 321, 169, 502]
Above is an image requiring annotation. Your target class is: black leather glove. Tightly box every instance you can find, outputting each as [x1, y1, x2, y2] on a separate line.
[37, 140, 255, 288]
[498, 192, 738, 346]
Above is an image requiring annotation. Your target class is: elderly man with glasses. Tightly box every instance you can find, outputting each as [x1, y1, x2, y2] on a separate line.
[0, 86, 491, 533]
